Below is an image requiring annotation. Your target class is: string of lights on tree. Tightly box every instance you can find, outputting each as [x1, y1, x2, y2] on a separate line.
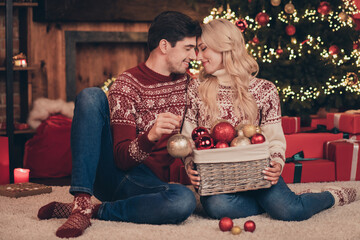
[191, 0, 360, 113]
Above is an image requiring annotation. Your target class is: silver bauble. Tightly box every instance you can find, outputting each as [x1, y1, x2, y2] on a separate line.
[230, 136, 251, 147]
[167, 134, 192, 158]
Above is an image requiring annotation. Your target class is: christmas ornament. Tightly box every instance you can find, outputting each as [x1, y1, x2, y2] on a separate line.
[345, 72, 359, 86]
[244, 220, 256, 232]
[317, 1, 331, 15]
[271, 0, 281, 7]
[284, 2, 295, 14]
[285, 25, 296, 36]
[276, 47, 283, 55]
[353, 42, 360, 50]
[291, 37, 297, 44]
[230, 136, 251, 147]
[196, 134, 214, 150]
[210, 119, 229, 132]
[215, 141, 229, 148]
[338, 12, 348, 22]
[252, 36, 260, 44]
[167, 134, 192, 158]
[251, 133, 266, 144]
[231, 226, 242, 235]
[211, 122, 236, 143]
[219, 217, 233, 232]
[256, 126, 262, 134]
[235, 19, 248, 32]
[329, 45, 340, 55]
[242, 124, 257, 138]
[235, 124, 246, 137]
[191, 126, 209, 142]
[255, 12, 270, 26]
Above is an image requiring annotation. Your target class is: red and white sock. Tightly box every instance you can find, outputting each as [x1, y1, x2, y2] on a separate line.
[325, 186, 359, 207]
[56, 193, 93, 238]
[38, 202, 73, 219]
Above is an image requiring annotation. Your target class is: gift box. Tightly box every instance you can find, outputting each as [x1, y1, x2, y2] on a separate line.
[0, 137, 10, 185]
[326, 139, 360, 181]
[310, 117, 327, 128]
[326, 113, 360, 134]
[281, 116, 300, 134]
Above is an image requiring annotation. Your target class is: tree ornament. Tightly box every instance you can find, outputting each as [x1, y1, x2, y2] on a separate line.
[230, 136, 251, 147]
[285, 25, 296, 36]
[242, 124, 257, 138]
[219, 217, 233, 231]
[284, 2, 295, 14]
[196, 134, 214, 150]
[252, 36, 260, 44]
[191, 126, 209, 142]
[235, 19, 248, 32]
[353, 42, 360, 50]
[167, 134, 192, 158]
[338, 12, 348, 22]
[251, 133, 266, 144]
[231, 226, 242, 235]
[255, 12, 270, 26]
[291, 37, 297, 44]
[345, 72, 359, 86]
[276, 46, 283, 55]
[244, 220, 256, 232]
[211, 122, 236, 143]
[317, 1, 331, 15]
[329, 45, 340, 55]
[271, 0, 281, 7]
[215, 141, 229, 148]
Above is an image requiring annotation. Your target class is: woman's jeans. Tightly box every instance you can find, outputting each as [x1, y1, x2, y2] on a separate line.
[200, 176, 335, 221]
[69, 87, 196, 224]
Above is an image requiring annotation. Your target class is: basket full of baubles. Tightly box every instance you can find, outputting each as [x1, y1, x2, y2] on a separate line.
[167, 120, 271, 196]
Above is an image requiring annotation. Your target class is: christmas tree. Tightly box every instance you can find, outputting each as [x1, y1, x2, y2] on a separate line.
[203, 0, 360, 121]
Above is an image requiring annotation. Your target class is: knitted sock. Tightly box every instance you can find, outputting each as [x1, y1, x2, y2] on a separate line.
[55, 193, 93, 238]
[38, 202, 101, 220]
[324, 186, 359, 207]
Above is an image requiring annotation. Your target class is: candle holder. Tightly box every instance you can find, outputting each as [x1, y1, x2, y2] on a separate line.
[14, 168, 30, 183]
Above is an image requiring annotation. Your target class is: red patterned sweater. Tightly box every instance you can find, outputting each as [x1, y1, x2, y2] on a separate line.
[182, 69, 286, 171]
[108, 63, 189, 182]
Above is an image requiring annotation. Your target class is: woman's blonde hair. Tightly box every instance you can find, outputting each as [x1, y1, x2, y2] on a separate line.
[198, 18, 259, 125]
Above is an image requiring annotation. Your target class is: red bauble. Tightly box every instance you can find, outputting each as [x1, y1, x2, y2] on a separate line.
[196, 134, 214, 150]
[353, 42, 360, 50]
[276, 48, 283, 55]
[215, 141, 229, 148]
[251, 133, 266, 144]
[211, 122, 236, 143]
[252, 36, 260, 44]
[255, 12, 270, 26]
[317, 1, 331, 15]
[244, 220, 256, 232]
[235, 19, 248, 32]
[191, 126, 209, 142]
[329, 45, 340, 55]
[219, 217, 234, 232]
[285, 25, 296, 36]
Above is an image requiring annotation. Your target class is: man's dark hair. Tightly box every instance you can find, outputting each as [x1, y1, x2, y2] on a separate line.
[147, 11, 202, 52]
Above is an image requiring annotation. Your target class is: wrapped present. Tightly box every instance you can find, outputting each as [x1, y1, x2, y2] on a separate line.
[281, 116, 300, 134]
[326, 112, 360, 134]
[0, 137, 10, 185]
[310, 117, 327, 128]
[326, 139, 360, 181]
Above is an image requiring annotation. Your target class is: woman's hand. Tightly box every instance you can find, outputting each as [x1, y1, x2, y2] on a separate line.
[262, 161, 282, 185]
[186, 161, 200, 189]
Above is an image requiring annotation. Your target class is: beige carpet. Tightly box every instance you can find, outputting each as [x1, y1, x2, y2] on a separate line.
[1, 181, 360, 240]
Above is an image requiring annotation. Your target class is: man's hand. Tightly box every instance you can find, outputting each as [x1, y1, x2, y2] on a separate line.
[186, 161, 200, 189]
[262, 161, 282, 185]
[147, 112, 182, 142]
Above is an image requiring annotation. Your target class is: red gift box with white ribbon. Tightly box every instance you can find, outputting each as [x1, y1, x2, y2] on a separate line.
[325, 138, 360, 181]
[281, 116, 300, 134]
[326, 113, 360, 134]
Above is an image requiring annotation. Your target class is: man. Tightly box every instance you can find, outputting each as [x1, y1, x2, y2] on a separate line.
[37, 11, 201, 238]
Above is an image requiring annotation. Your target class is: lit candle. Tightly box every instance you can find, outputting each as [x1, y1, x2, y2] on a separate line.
[14, 168, 30, 183]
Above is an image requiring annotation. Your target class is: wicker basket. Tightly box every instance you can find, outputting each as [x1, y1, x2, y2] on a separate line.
[193, 142, 271, 196]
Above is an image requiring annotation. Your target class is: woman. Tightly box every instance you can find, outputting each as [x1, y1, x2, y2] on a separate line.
[181, 18, 359, 221]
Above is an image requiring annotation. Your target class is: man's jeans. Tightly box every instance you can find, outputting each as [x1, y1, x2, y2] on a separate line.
[69, 87, 196, 224]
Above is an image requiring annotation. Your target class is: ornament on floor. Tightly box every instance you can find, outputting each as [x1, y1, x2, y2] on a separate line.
[191, 126, 209, 142]
[329, 45, 340, 55]
[244, 220, 256, 232]
[196, 134, 214, 150]
[230, 136, 251, 147]
[271, 0, 281, 7]
[255, 12, 270, 26]
[167, 134, 192, 158]
[231, 226, 242, 235]
[235, 19, 248, 32]
[211, 121, 236, 143]
[317, 1, 331, 15]
[286, 25, 296, 36]
[12, 52, 27, 67]
[219, 217, 233, 231]
[284, 1, 295, 14]
[251, 133, 266, 144]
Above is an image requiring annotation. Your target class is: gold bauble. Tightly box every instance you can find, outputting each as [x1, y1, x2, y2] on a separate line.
[256, 126, 262, 134]
[284, 2, 295, 14]
[230, 136, 251, 147]
[242, 124, 257, 138]
[338, 12, 348, 22]
[271, 0, 281, 7]
[167, 134, 192, 158]
[231, 226, 242, 235]
[235, 123, 246, 137]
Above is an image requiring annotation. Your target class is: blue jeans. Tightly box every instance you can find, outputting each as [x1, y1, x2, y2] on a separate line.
[200, 177, 335, 221]
[69, 87, 196, 224]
